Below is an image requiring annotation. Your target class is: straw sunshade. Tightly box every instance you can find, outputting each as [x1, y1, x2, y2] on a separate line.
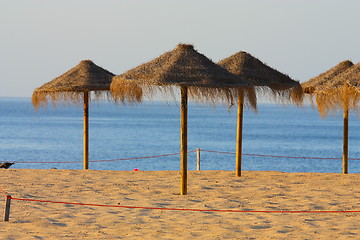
[302, 60, 355, 115]
[302, 60, 359, 173]
[111, 44, 256, 195]
[218, 51, 303, 104]
[111, 44, 256, 107]
[32, 60, 115, 169]
[218, 51, 303, 176]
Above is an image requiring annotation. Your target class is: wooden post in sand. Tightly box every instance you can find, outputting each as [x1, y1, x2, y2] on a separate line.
[235, 93, 244, 177]
[83, 91, 89, 170]
[342, 108, 349, 174]
[180, 86, 188, 195]
[196, 148, 201, 171]
[4, 195, 11, 222]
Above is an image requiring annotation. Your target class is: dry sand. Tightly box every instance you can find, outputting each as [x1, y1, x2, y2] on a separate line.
[1, 169, 360, 239]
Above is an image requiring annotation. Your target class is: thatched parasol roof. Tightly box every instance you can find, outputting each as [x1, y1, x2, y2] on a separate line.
[110, 44, 256, 108]
[302, 60, 354, 94]
[218, 51, 303, 105]
[330, 62, 360, 88]
[302, 60, 360, 116]
[32, 60, 115, 109]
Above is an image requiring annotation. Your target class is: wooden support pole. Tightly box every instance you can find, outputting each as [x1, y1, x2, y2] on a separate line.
[4, 195, 11, 222]
[196, 148, 201, 171]
[83, 91, 89, 170]
[235, 93, 244, 177]
[342, 108, 349, 174]
[180, 86, 188, 195]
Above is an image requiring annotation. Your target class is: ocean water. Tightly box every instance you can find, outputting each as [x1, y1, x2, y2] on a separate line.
[0, 97, 359, 173]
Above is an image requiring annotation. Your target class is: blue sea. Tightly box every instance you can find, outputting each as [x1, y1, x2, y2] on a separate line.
[1, 97, 359, 173]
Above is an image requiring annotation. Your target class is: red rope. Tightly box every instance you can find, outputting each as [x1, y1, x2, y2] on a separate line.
[201, 150, 236, 155]
[201, 150, 360, 160]
[9, 196, 360, 214]
[9, 151, 197, 164]
[2, 183, 360, 214]
[88, 151, 197, 163]
[9, 160, 82, 164]
[6, 149, 360, 164]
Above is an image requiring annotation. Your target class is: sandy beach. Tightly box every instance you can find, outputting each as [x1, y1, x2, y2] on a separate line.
[1, 169, 360, 239]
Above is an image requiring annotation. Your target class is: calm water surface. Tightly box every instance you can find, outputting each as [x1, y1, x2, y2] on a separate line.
[0, 97, 359, 173]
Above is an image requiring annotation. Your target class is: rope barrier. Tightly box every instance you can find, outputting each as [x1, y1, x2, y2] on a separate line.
[7, 196, 360, 214]
[3, 149, 360, 221]
[8, 151, 197, 164]
[201, 150, 360, 161]
[5, 149, 360, 164]
[2, 180, 360, 217]
[87, 151, 197, 163]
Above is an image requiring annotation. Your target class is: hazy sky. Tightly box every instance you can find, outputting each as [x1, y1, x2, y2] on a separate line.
[1, 0, 359, 97]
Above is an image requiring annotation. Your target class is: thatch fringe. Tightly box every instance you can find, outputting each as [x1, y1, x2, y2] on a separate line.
[254, 84, 303, 106]
[32, 90, 113, 110]
[110, 80, 257, 110]
[313, 85, 360, 117]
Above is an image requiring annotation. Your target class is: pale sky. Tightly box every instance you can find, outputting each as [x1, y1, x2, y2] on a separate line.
[1, 0, 359, 97]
